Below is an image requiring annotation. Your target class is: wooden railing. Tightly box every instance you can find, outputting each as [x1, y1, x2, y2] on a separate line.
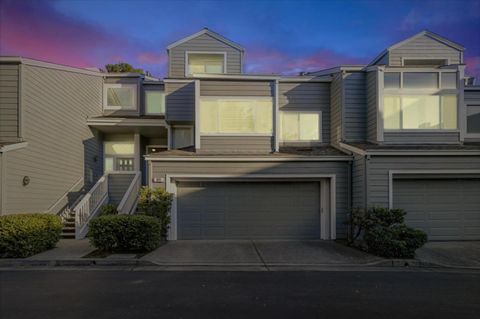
[117, 171, 141, 215]
[74, 174, 109, 239]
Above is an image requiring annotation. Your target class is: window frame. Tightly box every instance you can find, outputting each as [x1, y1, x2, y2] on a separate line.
[466, 104, 480, 138]
[185, 51, 227, 77]
[199, 96, 274, 136]
[144, 89, 166, 115]
[401, 57, 449, 67]
[172, 126, 194, 149]
[103, 140, 135, 172]
[280, 110, 323, 142]
[103, 83, 138, 111]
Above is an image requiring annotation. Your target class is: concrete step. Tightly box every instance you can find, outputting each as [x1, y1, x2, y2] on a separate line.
[62, 227, 75, 233]
[61, 234, 75, 239]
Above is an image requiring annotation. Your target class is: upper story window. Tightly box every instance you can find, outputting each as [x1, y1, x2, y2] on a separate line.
[281, 112, 321, 142]
[384, 71, 457, 90]
[403, 72, 438, 89]
[403, 59, 448, 67]
[145, 90, 165, 115]
[104, 84, 137, 110]
[187, 53, 225, 76]
[200, 97, 273, 135]
[384, 72, 401, 89]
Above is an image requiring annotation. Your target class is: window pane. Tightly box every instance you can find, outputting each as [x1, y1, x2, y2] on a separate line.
[145, 91, 165, 114]
[384, 73, 400, 89]
[104, 157, 114, 171]
[173, 128, 192, 148]
[107, 87, 134, 107]
[299, 113, 320, 140]
[403, 59, 447, 67]
[441, 95, 457, 129]
[255, 100, 273, 134]
[384, 96, 401, 129]
[219, 100, 254, 133]
[188, 54, 224, 75]
[403, 73, 438, 89]
[441, 73, 457, 89]
[104, 142, 134, 155]
[402, 96, 440, 129]
[200, 100, 219, 133]
[282, 113, 299, 141]
[467, 105, 480, 133]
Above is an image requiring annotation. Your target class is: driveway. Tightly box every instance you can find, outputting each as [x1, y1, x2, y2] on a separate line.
[415, 241, 480, 268]
[142, 240, 382, 267]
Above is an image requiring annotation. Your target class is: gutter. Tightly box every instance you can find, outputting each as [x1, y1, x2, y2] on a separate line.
[145, 156, 353, 162]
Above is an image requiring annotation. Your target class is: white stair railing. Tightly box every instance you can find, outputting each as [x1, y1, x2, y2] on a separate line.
[117, 171, 141, 215]
[74, 174, 109, 239]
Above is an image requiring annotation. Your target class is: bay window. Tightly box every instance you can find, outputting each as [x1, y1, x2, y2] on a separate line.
[281, 112, 321, 141]
[187, 53, 225, 76]
[384, 95, 457, 130]
[200, 97, 273, 135]
[104, 84, 137, 110]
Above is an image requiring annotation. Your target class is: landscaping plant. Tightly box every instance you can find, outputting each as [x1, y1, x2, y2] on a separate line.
[100, 204, 118, 216]
[137, 186, 173, 239]
[88, 215, 161, 252]
[347, 207, 427, 258]
[0, 214, 63, 258]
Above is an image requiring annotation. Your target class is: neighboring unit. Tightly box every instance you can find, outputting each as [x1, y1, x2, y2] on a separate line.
[1, 28, 479, 241]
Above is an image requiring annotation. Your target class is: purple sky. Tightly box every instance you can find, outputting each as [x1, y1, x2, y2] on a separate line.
[1, 0, 479, 78]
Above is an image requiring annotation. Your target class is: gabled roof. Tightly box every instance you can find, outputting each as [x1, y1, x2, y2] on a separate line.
[167, 28, 244, 52]
[369, 30, 465, 66]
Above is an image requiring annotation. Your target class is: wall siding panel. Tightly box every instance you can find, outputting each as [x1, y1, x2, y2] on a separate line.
[352, 154, 366, 209]
[200, 136, 273, 154]
[383, 132, 460, 144]
[366, 71, 378, 143]
[0, 63, 19, 142]
[200, 80, 273, 96]
[165, 81, 195, 122]
[344, 72, 367, 142]
[4, 65, 103, 214]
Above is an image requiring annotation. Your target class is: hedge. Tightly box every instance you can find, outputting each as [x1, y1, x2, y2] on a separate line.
[0, 214, 63, 258]
[88, 214, 161, 252]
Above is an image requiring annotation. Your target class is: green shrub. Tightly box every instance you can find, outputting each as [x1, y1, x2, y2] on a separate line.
[347, 207, 428, 258]
[0, 214, 62, 258]
[88, 215, 161, 252]
[137, 187, 173, 238]
[100, 204, 118, 216]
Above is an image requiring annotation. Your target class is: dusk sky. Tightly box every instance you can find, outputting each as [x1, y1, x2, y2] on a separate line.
[1, 0, 479, 78]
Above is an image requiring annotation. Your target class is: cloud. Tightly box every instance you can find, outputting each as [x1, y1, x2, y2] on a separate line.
[138, 52, 167, 65]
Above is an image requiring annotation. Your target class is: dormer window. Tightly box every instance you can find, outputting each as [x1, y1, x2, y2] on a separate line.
[402, 59, 448, 67]
[186, 52, 225, 76]
[104, 84, 137, 110]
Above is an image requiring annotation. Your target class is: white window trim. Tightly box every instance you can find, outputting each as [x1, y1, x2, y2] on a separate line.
[185, 51, 227, 77]
[103, 83, 137, 110]
[466, 104, 480, 138]
[199, 96, 274, 136]
[280, 110, 323, 142]
[144, 90, 166, 115]
[383, 94, 459, 131]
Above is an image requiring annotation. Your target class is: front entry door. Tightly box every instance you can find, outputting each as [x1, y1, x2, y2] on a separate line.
[117, 158, 134, 171]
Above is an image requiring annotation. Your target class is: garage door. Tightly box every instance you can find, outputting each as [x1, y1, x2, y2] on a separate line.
[177, 181, 321, 239]
[393, 179, 480, 240]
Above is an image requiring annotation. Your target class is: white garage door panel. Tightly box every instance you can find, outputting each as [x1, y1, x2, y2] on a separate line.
[177, 181, 321, 239]
[393, 179, 480, 240]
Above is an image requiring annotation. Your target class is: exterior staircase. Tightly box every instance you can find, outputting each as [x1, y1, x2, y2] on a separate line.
[61, 209, 76, 239]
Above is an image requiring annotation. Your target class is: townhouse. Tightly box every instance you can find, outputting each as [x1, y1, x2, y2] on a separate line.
[0, 28, 479, 241]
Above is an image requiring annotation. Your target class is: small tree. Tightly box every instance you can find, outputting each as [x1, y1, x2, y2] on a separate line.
[137, 187, 173, 239]
[105, 62, 145, 74]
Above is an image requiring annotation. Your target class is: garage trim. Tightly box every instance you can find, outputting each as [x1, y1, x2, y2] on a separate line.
[388, 169, 480, 209]
[165, 174, 336, 240]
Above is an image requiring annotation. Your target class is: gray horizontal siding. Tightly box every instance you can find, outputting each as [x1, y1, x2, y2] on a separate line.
[108, 173, 135, 205]
[200, 136, 273, 154]
[383, 132, 460, 144]
[279, 82, 331, 144]
[352, 154, 366, 209]
[169, 33, 243, 78]
[330, 72, 342, 145]
[200, 80, 273, 96]
[366, 71, 378, 142]
[150, 160, 351, 238]
[165, 81, 195, 122]
[0, 63, 19, 142]
[465, 89, 480, 103]
[389, 35, 462, 66]
[366, 155, 480, 208]
[3, 64, 103, 214]
[344, 72, 367, 142]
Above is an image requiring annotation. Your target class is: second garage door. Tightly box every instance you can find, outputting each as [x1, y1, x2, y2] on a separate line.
[393, 178, 480, 240]
[177, 181, 321, 239]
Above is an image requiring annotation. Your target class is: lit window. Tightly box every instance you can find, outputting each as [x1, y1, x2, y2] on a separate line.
[145, 91, 165, 114]
[200, 97, 273, 134]
[383, 95, 457, 130]
[441, 73, 457, 89]
[467, 105, 480, 134]
[104, 139, 134, 172]
[104, 84, 137, 110]
[403, 73, 438, 89]
[187, 53, 224, 75]
[281, 112, 321, 141]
